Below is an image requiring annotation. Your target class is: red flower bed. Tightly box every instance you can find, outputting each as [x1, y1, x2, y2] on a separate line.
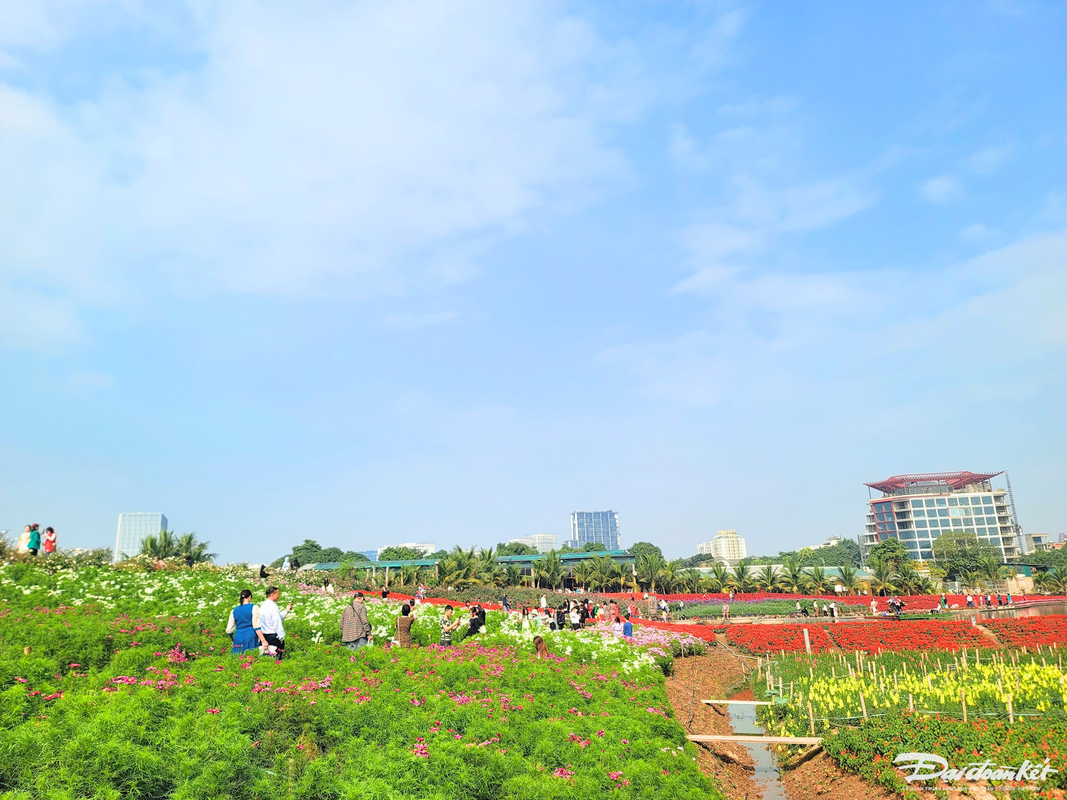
[824, 620, 992, 652]
[725, 623, 835, 654]
[984, 615, 1067, 648]
[631, 619, 716, 643]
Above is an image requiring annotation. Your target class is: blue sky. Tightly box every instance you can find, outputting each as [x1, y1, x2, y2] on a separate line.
[2, 0, 1065, 563]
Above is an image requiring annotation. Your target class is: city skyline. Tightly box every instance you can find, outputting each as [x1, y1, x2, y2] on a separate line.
[1, 3, 1064, 564]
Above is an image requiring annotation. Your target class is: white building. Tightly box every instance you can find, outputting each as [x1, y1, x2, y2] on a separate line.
[809, 534, 844, 550]
[695, 530, 747, 565]
[376, 542, 436, 559]
[863, 471, 1021, 563]
[508, 534, 557, 553]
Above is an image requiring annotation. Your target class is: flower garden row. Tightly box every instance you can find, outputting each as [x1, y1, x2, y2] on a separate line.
[716, 615, 1067, 654]
[756, 646, 1067, 794]
[0, 563, 722, 799]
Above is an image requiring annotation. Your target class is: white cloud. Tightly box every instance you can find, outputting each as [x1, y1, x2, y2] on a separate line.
[958, 222, 1000, 243]
[0, 284, 83, 352]
[917, 175, 962, 204]
[384, 311, 460, 329]
[965, 144, 1013, 174]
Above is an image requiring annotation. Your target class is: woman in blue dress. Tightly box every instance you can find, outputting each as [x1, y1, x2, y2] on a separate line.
[225, 589, 267, 655]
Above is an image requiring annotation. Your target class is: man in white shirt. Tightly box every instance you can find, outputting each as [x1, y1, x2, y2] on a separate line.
[259, 586, 292, 660]
[540, 595, 547, 610]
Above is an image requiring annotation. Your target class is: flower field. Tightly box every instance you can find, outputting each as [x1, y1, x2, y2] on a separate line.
[985, 616, 1067, 649]
[758, 647, 1067, 794]
[723, 623, 835, 654]
[0, 563, 721, 799]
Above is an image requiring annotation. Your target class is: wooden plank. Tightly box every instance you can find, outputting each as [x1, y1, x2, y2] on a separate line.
[702, 699, 775, 706]
[687, 735, 823, 745]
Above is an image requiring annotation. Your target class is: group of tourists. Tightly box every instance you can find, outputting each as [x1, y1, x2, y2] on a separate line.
[224, 586, 642, 660]
[16, 524, 57, 556]
[966, 592, 1012, 608]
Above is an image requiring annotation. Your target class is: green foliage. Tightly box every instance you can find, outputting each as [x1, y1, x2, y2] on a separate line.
[739, 540, 861, 569]
[931, 531, 1001, 580]
[275, 540, 371, 568]
[378, 546, 425, 562]
[138, 531, 216, 564]
[628, 542, 663, 562]
[581, 542, 607, 552]
[495, 542, 538, 557]
[1024, 548, 1067, 568]
[867, 538, 913, 571]
[0, 562, 720, 800]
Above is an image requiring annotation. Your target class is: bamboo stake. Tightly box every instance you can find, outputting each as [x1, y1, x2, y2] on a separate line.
[807, 701, 816, 735]
[961, 688, 968, 723]
[908, 693, 914, 713]
[1007, 694, 1014, 724]
[860, 691, 868, 719]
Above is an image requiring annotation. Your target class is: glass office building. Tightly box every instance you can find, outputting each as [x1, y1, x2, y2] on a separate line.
[862, 472, 1020, 563]
[114, 512, 168, 561]
[568, 511, 620, 551]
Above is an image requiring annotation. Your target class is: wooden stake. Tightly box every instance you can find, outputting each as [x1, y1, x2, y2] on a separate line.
[908, 693, 914, 713]
[860, 691, 868, 719]
[960, 688, 968, 723]
[807, 701, 815, 735]
[1007, 694, 1014, 724]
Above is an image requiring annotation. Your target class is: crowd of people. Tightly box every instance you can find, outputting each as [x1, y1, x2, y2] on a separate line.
[15, 524, 57, 556]
[223, 586, 644, 662]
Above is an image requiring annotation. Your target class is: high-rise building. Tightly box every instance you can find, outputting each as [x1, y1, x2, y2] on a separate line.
[569, 511, 620, 551]
[359, 550, 378, 562]
[862, 471, 1021, 563]
[114, 512, 168, 562]
[695, 530, 747, 564]
[376, 542, 436, 559]
[508, 534, 557, 554]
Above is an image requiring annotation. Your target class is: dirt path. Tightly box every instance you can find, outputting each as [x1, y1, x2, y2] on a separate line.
[665, 646, 763, 800]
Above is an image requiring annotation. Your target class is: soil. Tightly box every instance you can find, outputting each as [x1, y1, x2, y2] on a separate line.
[664, 646, 762, 800]
[781, 751, 895, 800]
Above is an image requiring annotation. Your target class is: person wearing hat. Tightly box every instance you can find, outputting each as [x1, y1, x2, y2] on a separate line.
[340, 591, 372, 650]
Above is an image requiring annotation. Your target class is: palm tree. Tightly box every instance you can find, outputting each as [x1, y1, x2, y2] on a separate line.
[534, 551, 566, 590]
[802, 565, 829, 594]
[756, 565, 781, 593]
[868, 561, 897, 596]
[659, 560, 684, 594]
[139, 530, 176, 559]
[636, 552, 667, 592]
[571, 561, 594, 590]
[504, 565, 523, 588]
[836, 564, 859, 595]
[730, 563, 754, 593]
[1046, 566, 1067, 594]
[591, 555, 622, 592]
[708, 563, 731, 592]
[778, 559, 805, 594]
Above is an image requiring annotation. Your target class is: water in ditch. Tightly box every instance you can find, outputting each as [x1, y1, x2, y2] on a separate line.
[727, 702, 789, 800]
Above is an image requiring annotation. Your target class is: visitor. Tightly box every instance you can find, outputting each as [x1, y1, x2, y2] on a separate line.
[394, 603, 415, 648]
[555, 606, 566, 631]
[26, 525, 40, 557]
[381, 587, 390, 600]
[502, 594, 510, 614]
[281, 556, 290, 571]
[812, 600, 819, 617]
[612, 615, 624, 636]
[259, 586, 292, 660]
[521, 607, 531, 632]
[870, 598, 878, 616]
[42, 527, 57, 555]
[796, 601, 802, 616]
[1007, 592, 1013, 605]
[259, 564, 269, 579]
[225, 589, 268, 656]
[940, 593, 948, 611]
[440, 605, 463, 646]
[533, 635, 549, 659]
[340, 591, 371, 651]
[17, 526, 30, 554]
[466, 606, 484, 638]
[821, 602, 828, 617]
[569, 604, 580, 631]
[540, 594, 547, 611]
[985, 594, 992, 608]
[722, 602, 730, 622]
[997, 594, 1003, 606]
[622, 613, 634, 637]
[829, 601, 837, 621]
[966, 594, 974, 608]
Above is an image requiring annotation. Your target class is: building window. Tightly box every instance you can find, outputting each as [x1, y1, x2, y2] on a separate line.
[925, 499, 936, 507]
[936, 498, 947, 507]
[911, 500, 924, 508]
[949, 508, 962, 517]
[937, 509, 948, 517]
[913, 509, 925, 517]
[916, 520, 928, 528]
